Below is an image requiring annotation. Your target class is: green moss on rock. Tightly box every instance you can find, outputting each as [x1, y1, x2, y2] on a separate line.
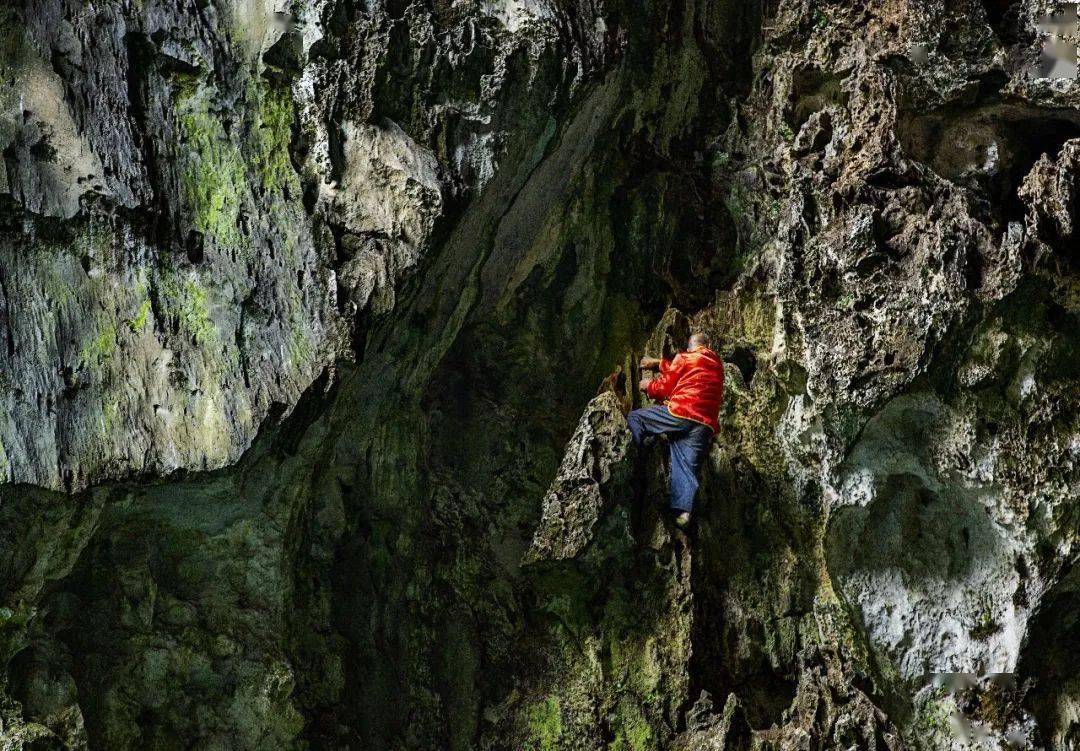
[78, 322, 118, 373]
[253, 85, 297, 196]
[610, 702, 654, 751]
[177, 104, 247, 250]
[159, 273, 217, 345]
[126, 299, 153, 334]
[526, 696, 563, 751]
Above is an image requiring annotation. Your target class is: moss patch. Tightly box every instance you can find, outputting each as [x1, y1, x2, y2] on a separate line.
[127, 299, 153, 334]
[253, 85, 297, 196]
[287, 326, 312, 368]
[160, 274, 217, 345]
[79, 322, 118, 372]
[177, 104, 247, 250]
[526, 696, 563, 751]
[609, 703, 654, 751]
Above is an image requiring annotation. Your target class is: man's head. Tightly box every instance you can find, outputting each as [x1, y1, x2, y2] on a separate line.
[688, 331, 712, 350]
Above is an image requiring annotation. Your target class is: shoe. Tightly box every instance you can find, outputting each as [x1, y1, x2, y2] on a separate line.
[673, 511, 691, 529]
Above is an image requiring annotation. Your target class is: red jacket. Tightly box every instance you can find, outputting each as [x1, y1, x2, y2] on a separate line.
[646, 347, 725, 432]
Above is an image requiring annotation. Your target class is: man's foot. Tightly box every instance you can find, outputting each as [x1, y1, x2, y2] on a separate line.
[673, 511, 691, 530]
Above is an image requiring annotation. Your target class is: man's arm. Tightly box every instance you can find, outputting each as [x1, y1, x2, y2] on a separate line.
[644, 355, 684, 401]
[639, 356, 662, 371]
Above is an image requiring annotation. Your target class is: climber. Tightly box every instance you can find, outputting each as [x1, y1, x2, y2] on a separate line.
[628, 332, 724, 530]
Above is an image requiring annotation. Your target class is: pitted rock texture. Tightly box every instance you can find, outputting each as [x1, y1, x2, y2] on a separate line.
[1, 0, 1079, 749]
[525, 392, 634, 563]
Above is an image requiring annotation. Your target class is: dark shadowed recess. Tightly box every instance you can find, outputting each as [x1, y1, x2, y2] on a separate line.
[686, 461, 807, 730]
[898, 101, 1080, 226]
[980, 0, 1028, 45]
[1017, 558, 1080, 749]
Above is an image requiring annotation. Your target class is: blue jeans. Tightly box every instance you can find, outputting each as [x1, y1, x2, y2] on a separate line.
[627, 406, 713, 513]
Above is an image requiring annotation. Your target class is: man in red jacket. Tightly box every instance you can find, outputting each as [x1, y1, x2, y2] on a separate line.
[628, 332, 724, 529]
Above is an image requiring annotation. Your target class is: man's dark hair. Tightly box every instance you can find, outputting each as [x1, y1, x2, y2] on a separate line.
[690, 331, 712, 348]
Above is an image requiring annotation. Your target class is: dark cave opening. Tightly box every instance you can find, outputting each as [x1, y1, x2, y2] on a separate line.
[728, 346, 758, 386]
[992, 114, 1080, 224]
[980, 0, 1027, 45]
[899, 104, 1080, 226]
[1017, 559, 1080, 748]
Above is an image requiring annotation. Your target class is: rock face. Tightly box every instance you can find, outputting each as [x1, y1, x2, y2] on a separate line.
[0, 0, 1078, 749]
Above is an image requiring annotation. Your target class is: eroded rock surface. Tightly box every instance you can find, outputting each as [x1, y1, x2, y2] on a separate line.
[525, 392, 634, 563]
[1, 0, 1078, 749]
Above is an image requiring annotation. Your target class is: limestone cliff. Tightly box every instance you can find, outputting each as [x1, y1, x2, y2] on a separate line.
[0, 0, 1077, 749]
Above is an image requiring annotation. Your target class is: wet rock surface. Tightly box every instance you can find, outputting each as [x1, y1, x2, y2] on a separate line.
[1, 0, 1078, 749]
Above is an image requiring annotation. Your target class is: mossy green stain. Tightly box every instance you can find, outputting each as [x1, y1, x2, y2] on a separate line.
[179, 280, 216, 345]
[287, 318, 312, 367]
[526, 697, 563, 751]
[170, 70, 203, 102]
[253, 85, 297, 195]
[609, 708, 653, 751]
[175, 80, 300, 247]
[127, 299, 153, 333]
[79, 322, 117, 371]
[970, 603, 1001, 640]
[102, 399, 121, 433]
[160, 275, 217, 345]
[915, 688, 953, 736]
[177, 107, 246, 249]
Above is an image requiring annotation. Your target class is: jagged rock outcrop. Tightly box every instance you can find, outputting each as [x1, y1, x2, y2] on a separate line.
[525, 392, 634, 563]
[1, 0, 1078, 749]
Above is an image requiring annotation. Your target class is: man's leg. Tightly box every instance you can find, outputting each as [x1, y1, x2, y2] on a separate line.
[627, 405, 689, 446]
[668, 425, 713, 513]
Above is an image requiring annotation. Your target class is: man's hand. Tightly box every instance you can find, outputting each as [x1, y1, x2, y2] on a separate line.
[639, 356, 661, 371]
[638, 378, 652, 392]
